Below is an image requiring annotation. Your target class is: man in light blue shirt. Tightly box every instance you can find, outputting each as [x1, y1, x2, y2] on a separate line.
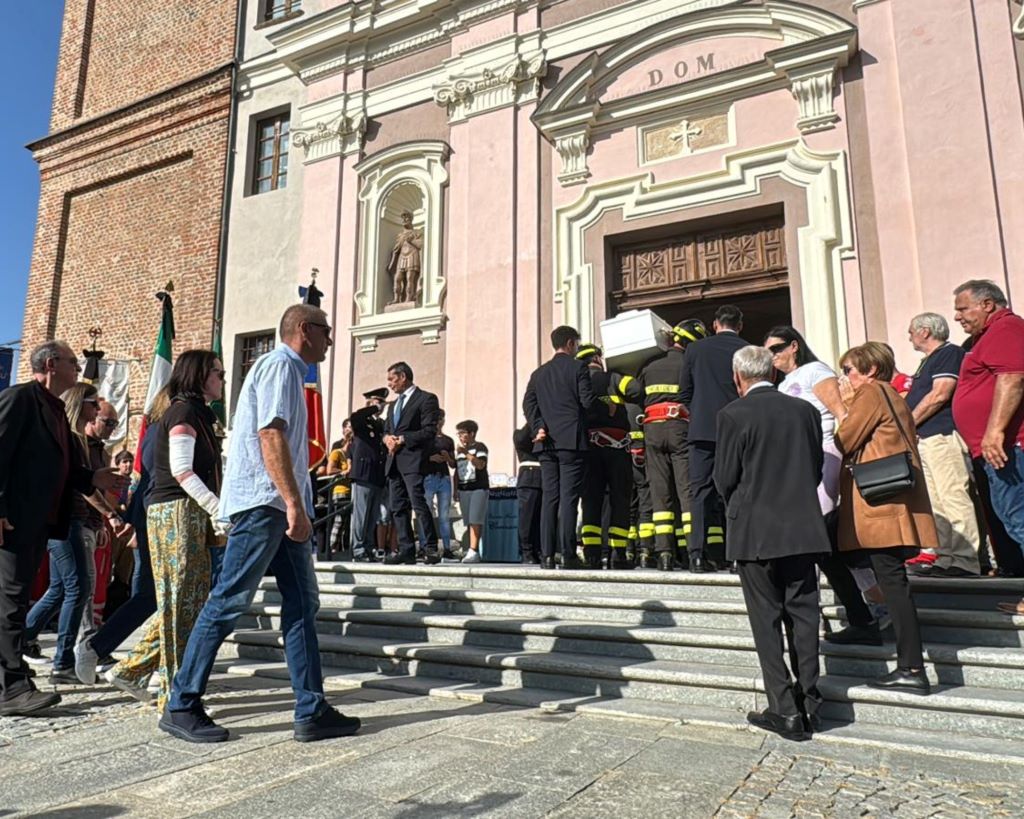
[161, 304, 361, 744]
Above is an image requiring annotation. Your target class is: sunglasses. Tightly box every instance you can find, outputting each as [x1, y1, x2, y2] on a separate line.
[211, 368, 227, 380]
[102, 418, 118, 428]
[841, 365, 854, 375]
[306, 322, 333, 338]
[767, 342, 790, 355]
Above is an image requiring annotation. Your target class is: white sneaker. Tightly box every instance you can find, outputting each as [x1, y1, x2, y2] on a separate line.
[104, 668, 152, 703]
[24, 640, 49, 666]
[868, 602, 892, 631]
[75, 639, 99, 684]
[461, 549, 481, 564]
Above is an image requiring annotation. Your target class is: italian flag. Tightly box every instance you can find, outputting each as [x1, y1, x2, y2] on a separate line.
[133, 290, 175, 473]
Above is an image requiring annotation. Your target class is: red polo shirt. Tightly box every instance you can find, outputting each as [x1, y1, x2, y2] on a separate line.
[952, 308, 1024, 458]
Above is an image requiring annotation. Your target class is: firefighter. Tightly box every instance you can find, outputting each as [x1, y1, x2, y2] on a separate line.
[637, 319, 709, 571]
[576, 344, 640, 570]
[625, 399, 655, 568]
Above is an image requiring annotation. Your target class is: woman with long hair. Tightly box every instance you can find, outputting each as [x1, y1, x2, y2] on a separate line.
[106, 352, 225, 710]
[835, 342, 937, 693]
[74, 387, 171, 685]
[22, 383, 99, 683]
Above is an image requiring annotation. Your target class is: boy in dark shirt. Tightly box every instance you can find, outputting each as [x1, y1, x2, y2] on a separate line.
[455, 420, 489, 563]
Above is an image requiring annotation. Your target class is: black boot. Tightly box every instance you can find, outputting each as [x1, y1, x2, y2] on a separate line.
[657, 551, 674, 572]
[639, 548, 657, 569]
[582, 545, 603, 570]
[610, 548, 632, 570]
[675, 546, 688, 569]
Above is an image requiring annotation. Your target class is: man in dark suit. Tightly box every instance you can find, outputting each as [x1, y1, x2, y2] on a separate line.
[382, 362, 441, 564]
[714, 345, 831, 741]
[523, 325, 597, 570]
[348, 388, 388, 561]
[0, 341, 122, 715]
[680, 304, 747, 571]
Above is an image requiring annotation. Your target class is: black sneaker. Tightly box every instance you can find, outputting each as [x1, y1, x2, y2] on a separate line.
[159, 707, 230, 743]
[50, 667, 84, 686]
[294, 705, 362, 742]
[23, 641, 47, 666]
[0, 688, 61, 716]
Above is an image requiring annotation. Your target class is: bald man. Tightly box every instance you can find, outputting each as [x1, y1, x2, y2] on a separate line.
[162, 304, 361, 744]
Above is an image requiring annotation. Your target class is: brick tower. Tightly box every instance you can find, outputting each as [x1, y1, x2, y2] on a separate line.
[21, 1, 239, 435]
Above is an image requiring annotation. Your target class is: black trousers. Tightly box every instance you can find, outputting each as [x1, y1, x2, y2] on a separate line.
[689, 440, 726, 561]
[517, 484, 542, 559]
[861, 547, 924, 668]
[737, 554, 822, 719]
[539, 450, 586, 559]
[630, 455, 654, 552]
[388, 468, 437, 556]
[0, 520, 50, 698]
[818, 551, 874, 628]
[644, 421, 690, 554]
[581, 446, 633, 551]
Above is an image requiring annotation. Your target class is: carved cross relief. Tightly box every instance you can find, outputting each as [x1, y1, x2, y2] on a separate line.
[641, 111, 730, 164]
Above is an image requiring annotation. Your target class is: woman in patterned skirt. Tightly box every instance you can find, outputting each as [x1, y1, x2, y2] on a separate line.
[106, 350, 225, 710]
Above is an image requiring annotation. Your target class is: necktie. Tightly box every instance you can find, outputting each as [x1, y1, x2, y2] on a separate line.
[393, 394, 405, 428]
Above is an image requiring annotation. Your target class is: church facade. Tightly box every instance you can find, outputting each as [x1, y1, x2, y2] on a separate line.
[23, 1, 1024, 472]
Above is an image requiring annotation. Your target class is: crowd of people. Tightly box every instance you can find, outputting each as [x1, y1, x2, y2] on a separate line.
[1, 279, 1022, 747]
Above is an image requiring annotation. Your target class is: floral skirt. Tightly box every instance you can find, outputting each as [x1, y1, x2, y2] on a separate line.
[111, 498, 211, 711]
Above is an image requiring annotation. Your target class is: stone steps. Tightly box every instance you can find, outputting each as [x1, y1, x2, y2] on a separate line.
[236, 605, 1024, 690]
[232, 562, 1024, 750]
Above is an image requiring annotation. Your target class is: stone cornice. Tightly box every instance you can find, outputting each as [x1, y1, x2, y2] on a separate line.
[433, 46, 546, 122]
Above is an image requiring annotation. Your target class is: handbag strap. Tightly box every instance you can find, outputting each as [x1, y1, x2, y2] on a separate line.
[876, 382, 915, 454]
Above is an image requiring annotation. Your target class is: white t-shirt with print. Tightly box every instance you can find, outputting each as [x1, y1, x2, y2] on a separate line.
[779, 361, 838, 442]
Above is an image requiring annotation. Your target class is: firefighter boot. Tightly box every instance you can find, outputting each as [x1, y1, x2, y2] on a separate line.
[610, 548, 632, 570]
[657, 551, 674, 572]
[582, 545, 603, 570]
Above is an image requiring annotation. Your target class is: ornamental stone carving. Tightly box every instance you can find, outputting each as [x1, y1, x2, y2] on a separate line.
[788, 67, 839, 133]
[555, 132, 591, 186]
[292, 112, 367, 161]
[433, 50, 546, 122]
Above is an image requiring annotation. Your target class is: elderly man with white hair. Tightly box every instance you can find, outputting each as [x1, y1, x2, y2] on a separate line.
[905, 312, 980, 577]
[713, 345, 831, 742]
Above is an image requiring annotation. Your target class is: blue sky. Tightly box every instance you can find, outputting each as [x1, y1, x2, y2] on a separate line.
[0, 5, 64, 360]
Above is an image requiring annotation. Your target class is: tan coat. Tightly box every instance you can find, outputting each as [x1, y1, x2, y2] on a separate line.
[835, 381, 939, 552]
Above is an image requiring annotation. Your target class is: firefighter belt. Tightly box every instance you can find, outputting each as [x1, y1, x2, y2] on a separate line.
[588, 427, 629, 449]
[642, 402, 689, 423]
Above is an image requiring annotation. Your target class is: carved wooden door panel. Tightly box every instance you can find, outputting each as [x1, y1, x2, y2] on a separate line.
[612, 219, 787, 310]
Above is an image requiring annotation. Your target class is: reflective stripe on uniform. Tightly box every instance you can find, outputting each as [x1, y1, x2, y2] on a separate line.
[653, 511, 674, 522]
[618, 375, 635, 394]
[638, 523, 656, 537]
[645, 384, 681, 395]
[608, 526, 630, 538]
[609, 537, 628, 547]
[655, 524, 675, 535]
[629, 431, 644, 440]
[581, 525, 603, 535]
[582, 537, 603, 545]
[707, 525, 725, 545]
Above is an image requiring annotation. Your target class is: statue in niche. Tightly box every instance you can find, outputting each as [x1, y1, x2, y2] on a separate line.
[385, 210, 423, 306]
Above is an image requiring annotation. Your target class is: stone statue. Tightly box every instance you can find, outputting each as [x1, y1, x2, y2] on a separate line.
[386, 210, 423, 305]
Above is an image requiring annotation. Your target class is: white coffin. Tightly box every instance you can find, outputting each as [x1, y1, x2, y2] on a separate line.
[599, 309, 673, 376]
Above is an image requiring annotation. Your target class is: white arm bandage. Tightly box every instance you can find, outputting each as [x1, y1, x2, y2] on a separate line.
[169, 433, 220, 519]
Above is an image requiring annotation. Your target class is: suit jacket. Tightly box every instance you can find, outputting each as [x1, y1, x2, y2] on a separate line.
[523, 352, 598, 452]
[713, 386, 830, 561]
[384, 386, 440, 475]
[680, 331, 748, 442]
[835, 381, 938, 552]
[349, 404, 386, 487]
[0, 381, 94, 542]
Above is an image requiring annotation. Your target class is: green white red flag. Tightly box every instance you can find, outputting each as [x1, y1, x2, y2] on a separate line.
[133, 290, 175, 473]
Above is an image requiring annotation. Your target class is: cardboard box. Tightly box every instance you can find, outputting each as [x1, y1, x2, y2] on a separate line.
[600, 309, 673, 376]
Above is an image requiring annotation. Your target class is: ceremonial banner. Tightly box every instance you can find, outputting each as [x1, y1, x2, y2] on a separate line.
[135, 290, 176, 472]
[0, 348, 12, 391]
[300, 279, 327, 470]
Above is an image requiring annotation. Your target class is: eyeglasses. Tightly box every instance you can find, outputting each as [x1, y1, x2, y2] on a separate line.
[306, 322, 333, 338]
[841, 365, 854, 375]
[767, 342, 790, 355]
[211, 368, 227, 380]
[102, 419, 118, 429]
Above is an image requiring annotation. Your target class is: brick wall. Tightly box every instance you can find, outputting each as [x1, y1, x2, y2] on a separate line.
[50, 0, 237, 130]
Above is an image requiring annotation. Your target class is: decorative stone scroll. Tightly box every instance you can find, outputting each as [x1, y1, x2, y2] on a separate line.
[787, 67, 839, 134]
[433, 49, 546, 122]
[555, 132, 591, 186]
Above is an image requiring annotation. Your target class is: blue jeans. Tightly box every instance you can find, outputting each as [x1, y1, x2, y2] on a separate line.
[25, 521, 89, 670]
[168, 506, 326, 722]
[90, 519, 156, 658]
[984, 446, 1024, 549]
[422, 474, 452, 550]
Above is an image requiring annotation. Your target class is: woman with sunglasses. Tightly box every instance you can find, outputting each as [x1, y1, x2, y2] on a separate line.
[23, 384, 102, 684]
[835, 343, 937, 694]
[107, 351, 225, 710]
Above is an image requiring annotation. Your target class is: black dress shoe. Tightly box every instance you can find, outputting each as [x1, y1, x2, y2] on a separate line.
[294, 705, 362, 742]
[824, 624, 883, 646]
[0, 688, 61, 716]
[423, 550, 442, 565]
[911, 564, 977, 578]
[582, 546, 603, 570]
[803, 711, 822, 734]
[521, 553, 541, 565]
[561, 555, 587, 570]
[383, 553, 416, 565]
[540, 556, 556, 570]
[688, 555, 706, 573]
[867, 668, 931, 694]
[657, 552, 674, 572]
[746, 709, 810, 742]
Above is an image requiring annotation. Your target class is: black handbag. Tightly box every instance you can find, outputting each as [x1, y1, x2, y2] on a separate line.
[848, 385, 916, 505]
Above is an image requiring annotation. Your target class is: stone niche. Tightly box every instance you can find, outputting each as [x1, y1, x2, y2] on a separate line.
[351, 141, 450, 352]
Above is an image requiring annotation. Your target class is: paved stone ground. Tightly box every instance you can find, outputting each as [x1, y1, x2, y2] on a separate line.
[4, 653, 1024, 817]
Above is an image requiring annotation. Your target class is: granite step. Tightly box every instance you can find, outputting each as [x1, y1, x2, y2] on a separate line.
[225, 629, 1024, 740]
[239, 605, 1024, 690]
[222, 659, 1024, 768]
